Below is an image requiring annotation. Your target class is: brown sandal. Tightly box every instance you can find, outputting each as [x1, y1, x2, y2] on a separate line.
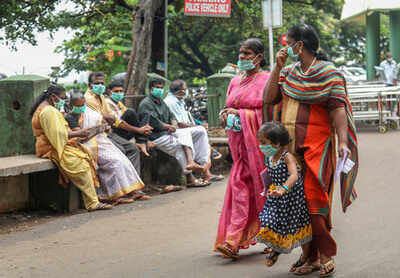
[294, 261, 320, 276]
[265, 251, 280, 267]
[290, 254, 307, 272]
[216, 243, 239, 259]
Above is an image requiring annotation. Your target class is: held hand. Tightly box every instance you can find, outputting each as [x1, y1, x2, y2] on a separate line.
[268, 187, 286, 197]
[103, 114, 115, 125]
[140, 124, 153, 135]
[201, 123, 209, 131]
[168, 125, 177, 133]
[338, 142, 351, 158]
[276, 47, 288, 68]
[219, 111, 228, 127]
[77, 129, 89, 138]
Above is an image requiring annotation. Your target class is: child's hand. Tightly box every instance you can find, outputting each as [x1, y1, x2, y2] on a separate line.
[268, 187, 286, 197]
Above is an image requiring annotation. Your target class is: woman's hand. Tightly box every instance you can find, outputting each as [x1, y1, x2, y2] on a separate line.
[219, 109, 228, 127]
[138, 124, 153, 135]
[276, 47, 288, 68]
[225, 108, 239, 116]
[338, 142, 351, 158]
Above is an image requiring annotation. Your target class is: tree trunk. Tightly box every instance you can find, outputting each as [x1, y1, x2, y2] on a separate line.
[125, 0, 163, 108]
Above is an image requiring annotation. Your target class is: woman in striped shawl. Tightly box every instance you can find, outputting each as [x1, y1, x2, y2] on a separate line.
[264, 24, 359, 277]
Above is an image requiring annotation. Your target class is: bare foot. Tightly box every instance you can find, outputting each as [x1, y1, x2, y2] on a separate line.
[186, 163, 205, 171]
[136, 143, 150, 156]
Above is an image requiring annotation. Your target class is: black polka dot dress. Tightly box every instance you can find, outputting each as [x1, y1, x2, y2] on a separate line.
[256, 151, 312, 254]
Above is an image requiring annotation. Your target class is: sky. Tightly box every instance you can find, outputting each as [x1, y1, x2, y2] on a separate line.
[0, 29, 87, 84]
[0, 1, 88, 84]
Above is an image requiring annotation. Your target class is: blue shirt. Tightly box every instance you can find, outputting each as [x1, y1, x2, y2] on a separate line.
[164, 93, 192, 124]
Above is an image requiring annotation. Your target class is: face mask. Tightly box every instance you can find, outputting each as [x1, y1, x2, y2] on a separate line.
[237, 57, 258, 71]
[92, 84, 105, 95]
[72, 104, 86, 114]
[259, 144, 279, 157]
[388, 58, 393, 62]
[53, 95, 65, 111]
[287, 42, 299, 61]
[111, 92, 124, 102]
[185, 89, 189, 98]
[152, 88, 164, 98]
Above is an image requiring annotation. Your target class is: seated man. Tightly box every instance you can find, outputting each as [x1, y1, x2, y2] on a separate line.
[138, 79, 210, 187]
[81, 72, 146, 204]
[164, 80, 224, 183]
[105, 80, 153, 172]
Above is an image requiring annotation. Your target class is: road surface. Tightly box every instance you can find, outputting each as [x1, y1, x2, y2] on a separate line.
[0, 130, 399, 278]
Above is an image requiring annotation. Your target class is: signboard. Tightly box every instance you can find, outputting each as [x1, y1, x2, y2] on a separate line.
[184, 0, 231, 17]
[262, 0, 282, 28]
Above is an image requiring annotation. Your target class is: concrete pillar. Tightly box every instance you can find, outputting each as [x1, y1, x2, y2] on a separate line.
[366, 12, 380, 81]
[0, 75, 49, 157]
[390, 11, 400, 63]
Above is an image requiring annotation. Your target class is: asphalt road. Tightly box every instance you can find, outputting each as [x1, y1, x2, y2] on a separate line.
[1, 130, 400, 278]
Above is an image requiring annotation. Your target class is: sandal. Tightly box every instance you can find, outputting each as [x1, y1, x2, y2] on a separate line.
[294, 261, 320, 276]
[265, 251, 280, 267]
[205, 174, 224, 183]
[212, 149, 222, 160]
[117, 197, 135, 204]
[89, 202, 113, 212]
[160, 185, 184, 194]
[290, 254, 307, 272]
[263, 247, 272, 254]
[215, 243, 240, 259]
[131, 191, 152, 201]
[187, 178, 211, 188]
[320, 259, 336, 277]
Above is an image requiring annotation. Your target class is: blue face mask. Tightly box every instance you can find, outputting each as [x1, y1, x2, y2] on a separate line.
[152, 88, 164, 98]
[287, 42, 299, 61]
[111, 92, 124, 102]
[388, 58, 393, 63]
[92, 84, 105, 95]
[259, 144, 279, 157]
[237, 58, 256, 71]
[72, 104, 86, 114]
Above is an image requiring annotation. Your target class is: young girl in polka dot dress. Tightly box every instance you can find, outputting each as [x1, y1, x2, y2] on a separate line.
[256, 121, 312, 268]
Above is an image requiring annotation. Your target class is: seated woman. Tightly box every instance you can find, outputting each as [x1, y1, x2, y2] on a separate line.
[66, 91, 145, 205]
[30, 85, 112, 212]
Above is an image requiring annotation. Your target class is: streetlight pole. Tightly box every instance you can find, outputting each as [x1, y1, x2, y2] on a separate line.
[164, 0, 168, 78]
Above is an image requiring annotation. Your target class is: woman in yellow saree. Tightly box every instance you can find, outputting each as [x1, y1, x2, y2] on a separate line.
[30, 85, 112, 211]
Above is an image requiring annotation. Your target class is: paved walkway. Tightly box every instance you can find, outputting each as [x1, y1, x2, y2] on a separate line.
[0, 130, 399, 278]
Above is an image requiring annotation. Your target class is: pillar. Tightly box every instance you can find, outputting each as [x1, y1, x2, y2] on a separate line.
[390, 11, 400, 63]
[366, 12, 380, 81]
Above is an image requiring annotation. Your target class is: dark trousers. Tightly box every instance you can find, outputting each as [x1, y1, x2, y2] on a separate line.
[113, 108, 150, 144]
[308, 214, 337, 261]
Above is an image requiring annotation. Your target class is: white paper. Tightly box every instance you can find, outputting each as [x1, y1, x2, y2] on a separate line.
[335, 150, 348, 181]
[343, 158, 355, 174]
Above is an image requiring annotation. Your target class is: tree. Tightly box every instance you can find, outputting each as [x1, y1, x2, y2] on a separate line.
[0, 0, 162, 99]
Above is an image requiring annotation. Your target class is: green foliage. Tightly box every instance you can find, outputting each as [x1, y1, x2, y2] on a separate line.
[55, 8, 133, 79]
[167, 0, 354, 81]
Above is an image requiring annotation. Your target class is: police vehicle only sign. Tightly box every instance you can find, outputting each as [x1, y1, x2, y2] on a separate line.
[184, 0, 231, 17]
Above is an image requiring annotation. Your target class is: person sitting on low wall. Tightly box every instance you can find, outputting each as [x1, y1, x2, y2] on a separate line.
[30, 85, 112, 212]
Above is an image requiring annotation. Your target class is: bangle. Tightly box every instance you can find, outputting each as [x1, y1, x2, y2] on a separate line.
[282, 185, 289, 191]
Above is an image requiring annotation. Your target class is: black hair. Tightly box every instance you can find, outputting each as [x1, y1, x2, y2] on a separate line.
[258, 121, 290, 146]
[88, 72, 105, 85]
[70, 90, 84, 106]
[108, 80, 124, 90]
[287, 24, 328, 61]
[170, 79, 186, 94]
[29, 85, 66, 118]
[240, 38, 267, 67]
[149, 78, 164, 89]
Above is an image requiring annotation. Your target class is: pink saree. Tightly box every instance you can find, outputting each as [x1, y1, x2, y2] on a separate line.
[214, 72, 270, 252]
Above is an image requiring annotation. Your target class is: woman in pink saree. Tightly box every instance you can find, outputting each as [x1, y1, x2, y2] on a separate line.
[214, 38, 270, 258]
